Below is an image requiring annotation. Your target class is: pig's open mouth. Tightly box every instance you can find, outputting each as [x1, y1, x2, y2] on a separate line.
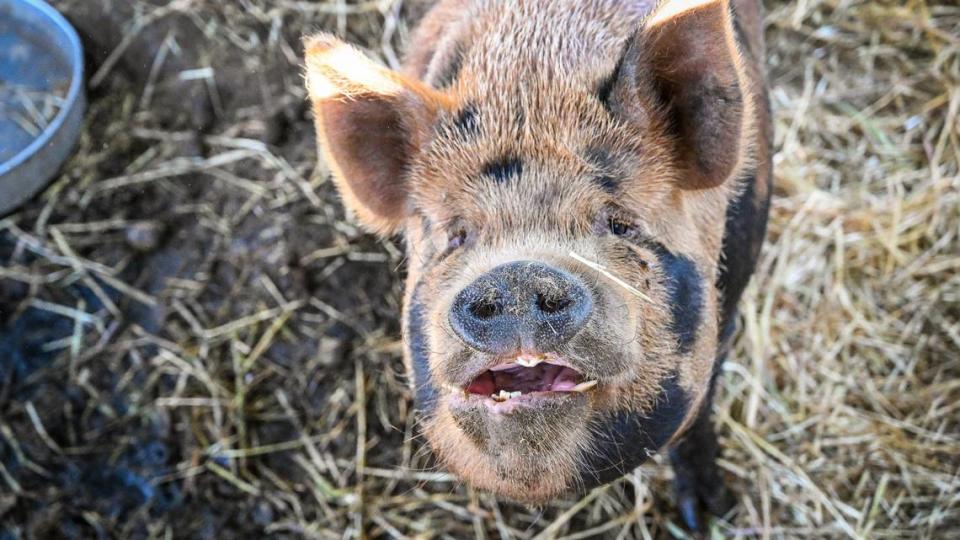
[464, 354, 597, 402]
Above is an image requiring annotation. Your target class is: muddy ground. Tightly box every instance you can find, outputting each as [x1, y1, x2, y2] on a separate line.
[1, 1, 958, 539]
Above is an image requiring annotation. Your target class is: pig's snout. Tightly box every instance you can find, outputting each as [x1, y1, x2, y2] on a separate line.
[449, 261, 593, 354]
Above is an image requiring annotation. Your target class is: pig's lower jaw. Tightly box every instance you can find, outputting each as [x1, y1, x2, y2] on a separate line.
[424, 372, 693, 502]
[425, 394, 594, 502]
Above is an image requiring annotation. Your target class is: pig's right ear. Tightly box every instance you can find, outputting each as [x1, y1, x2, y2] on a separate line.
[608, 0, 753, 190]
[304, 34, 447, 235]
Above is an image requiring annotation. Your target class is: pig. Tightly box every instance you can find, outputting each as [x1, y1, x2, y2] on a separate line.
[304, 0, 771, 530]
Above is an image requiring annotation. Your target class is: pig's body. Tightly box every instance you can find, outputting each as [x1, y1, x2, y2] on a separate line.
[306, 0, 771, 530]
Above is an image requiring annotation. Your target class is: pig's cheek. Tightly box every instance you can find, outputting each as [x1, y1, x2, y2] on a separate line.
[575, 370, 691, 487]
[587, 288, 642, 377]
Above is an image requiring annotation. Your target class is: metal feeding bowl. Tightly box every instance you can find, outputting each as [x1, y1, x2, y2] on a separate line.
[0, 0, 85, 215]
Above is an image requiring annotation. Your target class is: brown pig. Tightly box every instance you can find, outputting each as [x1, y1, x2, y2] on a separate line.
[304, 0, 771, 530]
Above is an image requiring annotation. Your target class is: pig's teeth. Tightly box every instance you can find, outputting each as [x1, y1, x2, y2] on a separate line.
[491, 389, 522, 401]
[516, 356, 542, 368]
[571, 380, 598, 392]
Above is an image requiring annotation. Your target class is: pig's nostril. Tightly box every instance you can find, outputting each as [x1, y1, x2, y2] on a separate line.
[450, 283, 512, 354]
[536, 294, 571, 314]
[469, 299, 501, 319]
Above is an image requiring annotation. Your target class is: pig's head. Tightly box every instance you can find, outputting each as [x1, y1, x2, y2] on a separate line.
[305, 0, 754, 502]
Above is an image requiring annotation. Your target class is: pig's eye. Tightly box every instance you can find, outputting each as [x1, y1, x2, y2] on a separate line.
[447, 228, 468, 251]
[608, 218, 633, 237]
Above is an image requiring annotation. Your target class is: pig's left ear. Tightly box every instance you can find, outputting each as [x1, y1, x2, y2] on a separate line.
[304, 34, 448, 235]
[609, 0, 753, 190]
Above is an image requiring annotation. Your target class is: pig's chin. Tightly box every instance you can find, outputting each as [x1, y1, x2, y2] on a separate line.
[436, 392, 593, 502]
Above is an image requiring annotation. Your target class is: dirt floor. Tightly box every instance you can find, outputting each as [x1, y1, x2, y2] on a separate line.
[0, 0, 957, 538]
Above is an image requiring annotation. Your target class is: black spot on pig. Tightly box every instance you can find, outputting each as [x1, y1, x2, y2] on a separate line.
[407, 281, 439, 414]
[596, 53, 626, 113]
[483, 157, 523, 183]
[717, 172, 769, 333]
[454, 103, 479, 135]
[651, 244, 704, 355]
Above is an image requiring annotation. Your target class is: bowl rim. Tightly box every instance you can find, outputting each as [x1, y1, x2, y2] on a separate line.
[0, 0, 85, 177]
